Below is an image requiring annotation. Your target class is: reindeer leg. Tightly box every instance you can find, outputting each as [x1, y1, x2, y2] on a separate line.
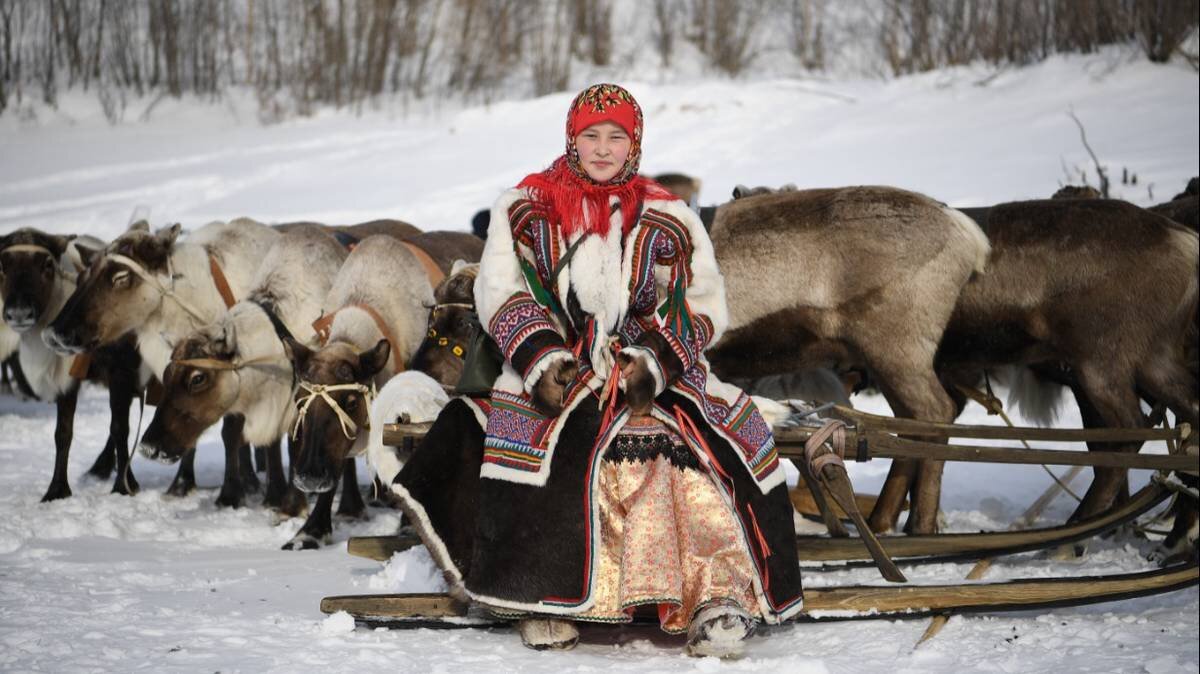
[254, 446, 268, 474]
[42, 385, 80, 502]
[108, 364, 138, 496]
[165, 448, 198, 497]
[261, 439, 286, 509]
[867, 352, 956, 535]
[335, 458, 367, 520]
[274, 435, 309, 519]
[215, 415, 247, 508]
[283, 489, 336, 550]
[85, 436, 116, 480]
[1070, 370, 1145, 523]
[1138, 354, 1200, 562]
[238, 444, 260, 494]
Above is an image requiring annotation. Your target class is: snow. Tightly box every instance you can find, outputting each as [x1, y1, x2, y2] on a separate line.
[1, 48, 1197, 671]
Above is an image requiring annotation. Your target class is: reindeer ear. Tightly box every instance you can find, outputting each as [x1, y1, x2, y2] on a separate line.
[359, 339, 391, 378]
[128, 220, 151, 233]
[74, 243, 99, 269]
[732, 185, 749, 200]
[155, 223, 183, 247]
[450, 259, 470, 276]
[282, 336, 314, 374]
[215, 322, 237, 357]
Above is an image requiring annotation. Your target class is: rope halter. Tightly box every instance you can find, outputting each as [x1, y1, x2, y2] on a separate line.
[105, 252, 212, 326]
[291, 380, 375, 441]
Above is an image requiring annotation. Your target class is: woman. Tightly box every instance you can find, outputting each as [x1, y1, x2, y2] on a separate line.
[392, 83, 802, 658]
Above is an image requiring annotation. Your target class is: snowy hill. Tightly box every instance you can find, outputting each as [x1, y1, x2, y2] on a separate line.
[0, 50, 1197, 671]
[2, 49, 1196, 239]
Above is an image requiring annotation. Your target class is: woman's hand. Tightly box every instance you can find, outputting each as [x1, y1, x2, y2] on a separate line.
[533, 358, 578, 417]
[616, 352, 655, 417]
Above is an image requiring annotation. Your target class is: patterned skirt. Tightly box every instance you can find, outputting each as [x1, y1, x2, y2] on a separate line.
[571, 415, 761, 633]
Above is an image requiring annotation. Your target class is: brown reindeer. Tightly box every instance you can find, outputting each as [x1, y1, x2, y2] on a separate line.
[936, 198, 1198, 532]
[1149, 177, 1199, 232]
[44, 219, 280, 507]
[280, 235, 440, 549]
[274, 218, 422, 241]
[0, 229, 148, 501]
[408, 262, 480, 387]
[136, 225, 349, 518]
[705, 186, 990, 534]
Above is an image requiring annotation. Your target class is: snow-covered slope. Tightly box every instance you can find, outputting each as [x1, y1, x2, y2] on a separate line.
[0, 49, 1196, 671]
[2, 50, 1195, 240]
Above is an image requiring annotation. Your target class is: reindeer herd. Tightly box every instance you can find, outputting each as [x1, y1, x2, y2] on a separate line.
[1, 176, 1196, 556]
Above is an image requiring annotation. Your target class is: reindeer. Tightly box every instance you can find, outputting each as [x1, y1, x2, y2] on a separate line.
[136, 225, 349, 518]
[0, 229, 149, 501]
[279, 235, 441, 549]
[44, 219, 280, 507]
[934, 198, 1199, 541]
[1149, 177, 1198, 232]
[408, 261, 480, 388]
[704, 186, 990, 534]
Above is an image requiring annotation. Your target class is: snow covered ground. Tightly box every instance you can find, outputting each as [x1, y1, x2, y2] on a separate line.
[1, 49, 1197, 671]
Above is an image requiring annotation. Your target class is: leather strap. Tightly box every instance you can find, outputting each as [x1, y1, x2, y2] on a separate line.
[208, 254, 237, 309]
[401, 241, 445, 288]
[312, 303, 405, 374]
[68, 353, 92, 380]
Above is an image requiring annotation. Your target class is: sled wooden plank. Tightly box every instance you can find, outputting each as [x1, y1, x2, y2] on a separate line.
[321, 593, 468, 619]
[321, 563, 1198, 625]
[381, 424, 1197, 472]
[382, 418, 1185, 445]
[347, 535, 421, 562]
[822, 432, 1200, 473]
[827, 406, 1185, 443]
[796, 482, 1168, 562]
[801, 563, 1198, 615]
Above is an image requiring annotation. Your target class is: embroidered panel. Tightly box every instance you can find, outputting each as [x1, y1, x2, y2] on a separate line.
[509, 199, 558, 285]
[674, 363, 779, 484]
[488, 293, 559, 363]
[483, 390, 551, 472]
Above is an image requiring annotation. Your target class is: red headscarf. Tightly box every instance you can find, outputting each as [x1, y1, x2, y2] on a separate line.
[518, 83, 678, 239]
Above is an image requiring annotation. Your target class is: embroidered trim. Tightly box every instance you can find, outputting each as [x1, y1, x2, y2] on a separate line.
[488, 293, 564, 378]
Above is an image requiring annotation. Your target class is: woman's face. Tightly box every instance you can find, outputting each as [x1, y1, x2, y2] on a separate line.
[574, 121, 631, 183]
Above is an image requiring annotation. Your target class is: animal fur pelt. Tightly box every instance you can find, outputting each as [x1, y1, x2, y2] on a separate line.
[365, 370, 450, 486]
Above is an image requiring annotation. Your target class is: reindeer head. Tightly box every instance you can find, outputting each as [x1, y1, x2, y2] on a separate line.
[0, 229, 74, 332]
[44, 221, 180, 353]
[285, 337, 390, 493]
[137, 323, 241, 462]
[409, 262, 479, 388]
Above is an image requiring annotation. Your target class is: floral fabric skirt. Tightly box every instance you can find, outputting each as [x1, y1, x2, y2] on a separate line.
[571, 416, 761, 633]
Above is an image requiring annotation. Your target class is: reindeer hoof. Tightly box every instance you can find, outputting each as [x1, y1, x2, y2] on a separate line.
[111, 472, 140, 496]
[164, 479, 196, 498]
[215, 490, 245, 509]
[282, 532, 327, 550]
[40, 483, 72, 502]
[278, 489, 309, 519]
[86, 455, 115, 480]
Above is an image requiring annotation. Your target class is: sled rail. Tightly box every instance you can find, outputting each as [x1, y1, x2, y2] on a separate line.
[381, 417, 1199, 474]
[321, 562, 1199, 625]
